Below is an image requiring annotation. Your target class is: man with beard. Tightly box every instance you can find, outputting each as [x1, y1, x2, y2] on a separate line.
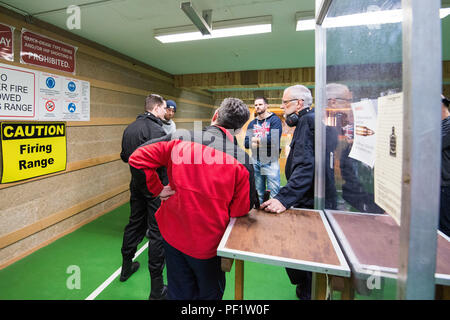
[245, 97, 282, 204]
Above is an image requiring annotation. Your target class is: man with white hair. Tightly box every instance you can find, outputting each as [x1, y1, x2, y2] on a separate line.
[260, 84, 315, 300]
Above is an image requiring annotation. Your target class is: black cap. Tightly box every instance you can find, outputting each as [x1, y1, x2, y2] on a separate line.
[442, 95, 450, 108]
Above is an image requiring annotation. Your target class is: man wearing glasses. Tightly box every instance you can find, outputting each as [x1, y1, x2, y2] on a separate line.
[120, 93, 169, 300]
[260, 85, 315, 300]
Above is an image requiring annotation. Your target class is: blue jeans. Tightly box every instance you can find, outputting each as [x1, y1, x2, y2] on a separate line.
[253, 160, 280, 204]
[163, 240, 225, 300]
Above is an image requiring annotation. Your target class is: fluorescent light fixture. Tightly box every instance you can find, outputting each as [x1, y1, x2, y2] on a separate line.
[154, 16, 272, 43]
[295, 11, 315, 31]
[180, 1, 212, 35]
[296, 8, 450, 31]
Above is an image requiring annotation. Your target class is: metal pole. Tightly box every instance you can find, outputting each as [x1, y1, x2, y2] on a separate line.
[316, 0, 333, 26]
[314, 0, 327, 211]
[398, 0, 442, 299]
[312, 0, 328, 300]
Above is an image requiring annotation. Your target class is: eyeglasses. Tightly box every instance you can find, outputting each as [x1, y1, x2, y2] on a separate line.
[282, 98, 301, 105]
[328, 98, 352, 102]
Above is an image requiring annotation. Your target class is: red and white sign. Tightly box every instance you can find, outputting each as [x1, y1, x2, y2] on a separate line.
[0, 23, 14, 62]
[45, 100, 55, 112]
[20, 29, 77, 74]
[0, 64, 36, 119]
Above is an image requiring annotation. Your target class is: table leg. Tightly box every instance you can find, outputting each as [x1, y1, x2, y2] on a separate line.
[312, 273, 328, 300]
[341, 276, 355, 300]
[435, 284, 450, 300]
[235, 259, 244, 300]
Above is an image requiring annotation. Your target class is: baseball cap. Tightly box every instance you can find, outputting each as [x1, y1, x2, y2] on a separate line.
[166, 100, 177, 112]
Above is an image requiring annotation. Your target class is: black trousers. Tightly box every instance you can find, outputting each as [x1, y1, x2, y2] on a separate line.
[285, 204, 313, 300]
[121, 177, 165, 279]
[440, 186, 450, 237]
[163, 240, 225, 300]
[285, 268, 312, 299]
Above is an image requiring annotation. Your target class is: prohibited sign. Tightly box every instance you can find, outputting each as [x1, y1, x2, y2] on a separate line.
[45, 100, 56, 112]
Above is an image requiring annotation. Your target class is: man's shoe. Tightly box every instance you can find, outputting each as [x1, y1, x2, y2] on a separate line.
[119, 261, 140, 282]
[296, 284, 311, 300]
[149, 285, 168, 300]
[149, 277, 168, 300]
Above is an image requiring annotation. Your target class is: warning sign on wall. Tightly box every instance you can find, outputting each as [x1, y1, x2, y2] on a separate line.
[20, 29, 77, 74]
[1, 122, 67, 183]
[0, 62, 90, 121]
[0, 64, 36, 119]
[0, 23, 14, 62]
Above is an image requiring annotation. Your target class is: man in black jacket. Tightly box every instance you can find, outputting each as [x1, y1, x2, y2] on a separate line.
[440, 94, 450, 236]
[120, 93, 168, 300]
[260, 84, 315, 300]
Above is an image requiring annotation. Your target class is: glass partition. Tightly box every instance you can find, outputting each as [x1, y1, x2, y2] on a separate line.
[324, 0, 402, 213]
[322, 0, 403, 299]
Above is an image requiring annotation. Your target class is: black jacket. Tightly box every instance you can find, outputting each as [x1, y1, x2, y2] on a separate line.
[120, 112, 166, 163]
[442, 116, 450, 186]
[275, 109, 315, 209]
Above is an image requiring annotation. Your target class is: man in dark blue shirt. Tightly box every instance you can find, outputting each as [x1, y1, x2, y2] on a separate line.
[244, 97, 282, 203]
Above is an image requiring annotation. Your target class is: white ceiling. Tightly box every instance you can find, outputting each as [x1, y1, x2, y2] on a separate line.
[1, 0, 316, 75]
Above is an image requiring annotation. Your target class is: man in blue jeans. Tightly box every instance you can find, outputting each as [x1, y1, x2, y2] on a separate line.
[245, 97, 282, 203]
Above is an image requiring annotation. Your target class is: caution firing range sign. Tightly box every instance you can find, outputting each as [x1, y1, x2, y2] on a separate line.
[1, 122, 67, 183]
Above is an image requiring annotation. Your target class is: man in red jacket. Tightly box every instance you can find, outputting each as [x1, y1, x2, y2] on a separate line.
[128, 97, 259, 300]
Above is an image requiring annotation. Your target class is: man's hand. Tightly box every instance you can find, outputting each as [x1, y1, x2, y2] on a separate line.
[260, 198, 286, 213]
[159, 185, 175, 201]
[251, 137, 260, 148]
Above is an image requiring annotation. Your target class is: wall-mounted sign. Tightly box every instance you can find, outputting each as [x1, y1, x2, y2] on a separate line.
[0, 64, 36, 119]
[21, 28, 77, 74]
[1, 122, 67, 183]
[0, 23, 14, 62]
[0, 62, 90, 121]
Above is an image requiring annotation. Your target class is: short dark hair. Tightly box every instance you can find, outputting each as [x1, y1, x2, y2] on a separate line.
[443, 95, 450, 108]
[145, 94, 164, 111]
[216, 98, 250, 130]
[254, 96, 268, 105]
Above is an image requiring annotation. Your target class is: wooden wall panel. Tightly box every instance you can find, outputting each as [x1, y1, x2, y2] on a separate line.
[0, 161, 129, 236]
[0, 190, 129, 269]
[66, 126, 125, 163]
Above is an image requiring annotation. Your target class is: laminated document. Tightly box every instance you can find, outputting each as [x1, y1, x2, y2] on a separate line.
[374, 92, 403, 224]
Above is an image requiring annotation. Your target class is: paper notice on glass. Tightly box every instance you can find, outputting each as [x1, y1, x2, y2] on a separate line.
[374, 92, 403, 225]
[348, 99, 378, 168]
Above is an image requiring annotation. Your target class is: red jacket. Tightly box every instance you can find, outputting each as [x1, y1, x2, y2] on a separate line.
[128, 126, 258, 259]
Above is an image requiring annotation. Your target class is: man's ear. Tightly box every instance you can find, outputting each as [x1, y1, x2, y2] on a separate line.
[296, 99, 304, 112]
[211, 110, 219, 124]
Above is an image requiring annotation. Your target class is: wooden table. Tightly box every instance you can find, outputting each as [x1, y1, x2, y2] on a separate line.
[217, 208, 350, 300]
[325, 210, 450, 299]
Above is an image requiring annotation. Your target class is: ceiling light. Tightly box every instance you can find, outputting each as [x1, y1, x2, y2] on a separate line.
[154, 16, 272, 43]
[295, 8, 450, 31]
[295, 11, 315, 31]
